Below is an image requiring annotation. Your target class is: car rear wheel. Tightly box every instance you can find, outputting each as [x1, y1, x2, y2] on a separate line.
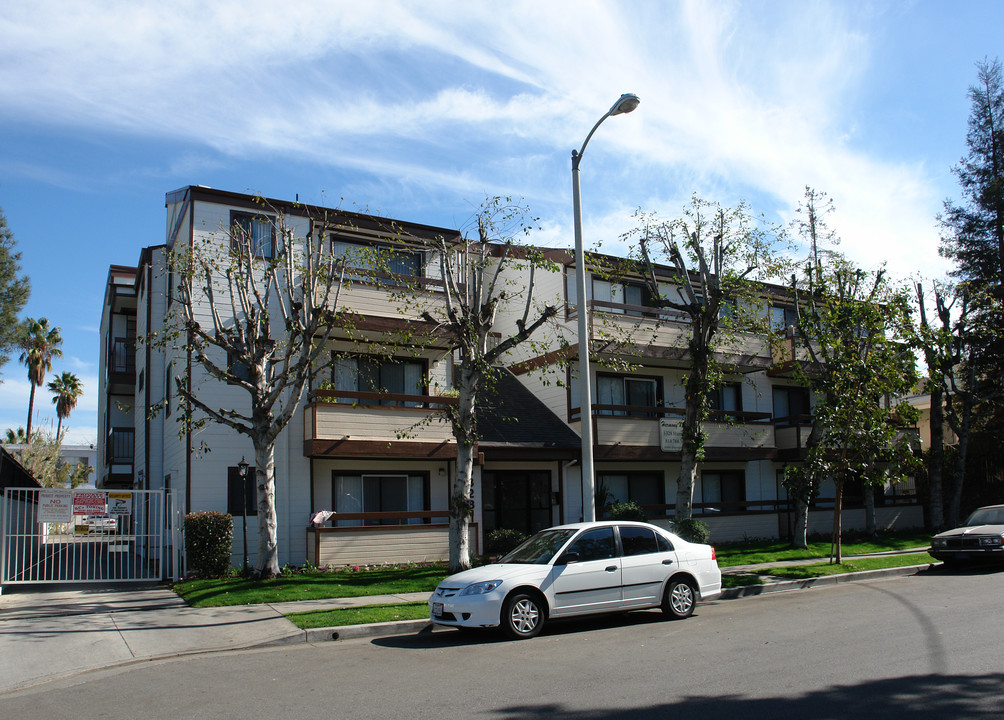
[662, 578, 696, 620]
[502, 592, 544, 639]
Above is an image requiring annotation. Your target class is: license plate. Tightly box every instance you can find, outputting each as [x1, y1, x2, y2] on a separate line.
[433, 602, 443, 617]
[955, 552, 970, 560]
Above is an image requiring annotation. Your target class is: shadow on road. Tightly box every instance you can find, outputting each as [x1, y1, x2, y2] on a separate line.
[373, 608, 689, 649]
[485, 673, 1004, 719]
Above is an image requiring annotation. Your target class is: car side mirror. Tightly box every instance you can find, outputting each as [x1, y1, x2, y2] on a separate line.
[558, 551, 580, 565]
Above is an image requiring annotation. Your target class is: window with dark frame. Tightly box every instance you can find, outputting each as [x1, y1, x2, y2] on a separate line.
[709, 382, 743, 415]
[231, 212, 275, 259]
[700, 470, 746, 513]
[596, 374, 659, 417]
[227, 465, 257, 516]
[330, 472, 430, 526]
[330, 354, 426, 406]
[772, 386, 811, 426]
[165, 362, 172, 417]
[331, 237, 423, 284]
[598, 472, 664, 509]
[228, 350, 252, 384]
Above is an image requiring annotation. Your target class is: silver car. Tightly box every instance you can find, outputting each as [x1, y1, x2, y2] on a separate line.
[930, 505, 1004, 566]
[429, 521, 722, 639]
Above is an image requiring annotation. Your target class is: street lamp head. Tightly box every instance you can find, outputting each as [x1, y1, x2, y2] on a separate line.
[238, 456, 249, 478]
[608, 93, 640, 116]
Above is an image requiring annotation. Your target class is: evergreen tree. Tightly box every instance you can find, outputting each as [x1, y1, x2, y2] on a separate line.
[0, 207, 31, 375]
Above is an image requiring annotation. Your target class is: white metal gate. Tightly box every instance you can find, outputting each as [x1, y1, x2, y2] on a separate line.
[1, 488, 184, 585]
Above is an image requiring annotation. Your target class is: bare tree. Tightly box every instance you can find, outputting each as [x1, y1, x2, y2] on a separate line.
[392, 198, 561, 572]
[159, 199, 347, 578]
[623, 197, 787, 523]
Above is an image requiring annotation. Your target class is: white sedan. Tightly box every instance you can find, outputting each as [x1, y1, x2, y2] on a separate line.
[429, 521, 722, 639]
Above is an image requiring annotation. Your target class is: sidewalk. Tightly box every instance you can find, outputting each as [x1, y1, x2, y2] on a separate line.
[0, 551, 937, 695]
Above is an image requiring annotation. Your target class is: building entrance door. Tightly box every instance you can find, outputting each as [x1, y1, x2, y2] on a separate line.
[483, 471, 551, 536]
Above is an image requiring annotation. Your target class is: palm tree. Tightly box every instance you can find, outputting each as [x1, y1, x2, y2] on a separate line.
[3, 427, 27, 444]
[48, 372, 82, 439]
[18, 318, 62, 441]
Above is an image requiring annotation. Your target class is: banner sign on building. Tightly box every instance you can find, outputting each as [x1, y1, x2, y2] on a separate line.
[38, 489, 74, 523]
[72, 491, 107, 516]
[659, 418, 684, 453]
[108, 492, 132, 516]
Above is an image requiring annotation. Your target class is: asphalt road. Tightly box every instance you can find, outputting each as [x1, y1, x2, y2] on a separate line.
[2, 566, 1002, 719]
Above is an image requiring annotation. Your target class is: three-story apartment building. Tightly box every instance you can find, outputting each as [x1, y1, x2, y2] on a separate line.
[97, 186, 921, 569]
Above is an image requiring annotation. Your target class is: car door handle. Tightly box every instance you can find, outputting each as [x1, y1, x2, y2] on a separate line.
[662, 559, 674, 565]
[605, 565, 618, 572]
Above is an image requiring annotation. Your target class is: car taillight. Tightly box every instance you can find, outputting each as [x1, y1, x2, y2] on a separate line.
[710, 546, 716, 561]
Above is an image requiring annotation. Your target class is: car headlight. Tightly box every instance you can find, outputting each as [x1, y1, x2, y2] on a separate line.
[932, 538, 947, 548]
[460, 580, 503, 596]
[979, 536, 1003, 547]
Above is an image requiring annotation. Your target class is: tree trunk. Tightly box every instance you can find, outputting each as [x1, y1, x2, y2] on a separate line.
[948, 427, 969, 528]
[927, 382, 946, 531]
[676, 346, 708, 522]
[831, 480, 844, 564]
[448, 375, 478, 573]
[864, 483, 876, 536]
[792, 495, 809, 549]
[255, 441, 280, 579]
[26, 383, 36, 440]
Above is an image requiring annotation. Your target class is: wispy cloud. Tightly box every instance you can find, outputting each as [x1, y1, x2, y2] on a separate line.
[0, 0, 969, 284]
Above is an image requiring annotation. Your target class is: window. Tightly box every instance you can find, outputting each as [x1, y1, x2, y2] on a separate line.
[138, 369, 144, 392]
[618, 525, 661, 556]
[591, 279, 655, 316]
[709, 382, 742, 415]
[770, 305, 798, 333]
[231, 212, 275, 258]
[331, 238, 423, 283]
[773, 386, 810, 426]
[331, 473, 429, 526]
[330, 355, 425, 406]
[228, 350, 252, 384]
[596, 374, 658, 417]
[599, 472, 664, 508]
[228, 465, 257, 516]
[700, 471, 746, 513]
[565, 526, 617, 562]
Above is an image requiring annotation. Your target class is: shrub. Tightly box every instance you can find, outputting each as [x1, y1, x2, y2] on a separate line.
[486, 528, 528, 557]
[607, 501, 647, 522]
[671, 518, 710, 544]
[185, 512, 233, 578]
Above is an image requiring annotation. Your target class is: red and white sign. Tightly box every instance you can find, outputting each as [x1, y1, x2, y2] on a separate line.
[38, 490, 73, 523]
[72, 492, 107, 515]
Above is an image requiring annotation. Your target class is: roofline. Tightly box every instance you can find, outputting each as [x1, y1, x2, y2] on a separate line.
[166, 185, 463, 242]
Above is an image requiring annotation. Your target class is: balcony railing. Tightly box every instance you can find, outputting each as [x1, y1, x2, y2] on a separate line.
[110, 337, 135, 376]
[305, 390, 458, 444]
[108, 428, 134, 465]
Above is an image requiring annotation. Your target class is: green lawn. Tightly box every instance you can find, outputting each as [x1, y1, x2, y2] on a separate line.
[286, 601, 430, 629]
[173, 564, 447, 608]
[761, 552, 937, 580]
[715, 531, 932, 567]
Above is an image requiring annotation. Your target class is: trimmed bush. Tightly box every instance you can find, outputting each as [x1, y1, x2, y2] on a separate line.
[486, 528, 528, 557]
[607, 501, 647, 522]
[671, 518, 711, 544]
[185, 512, 233, 578]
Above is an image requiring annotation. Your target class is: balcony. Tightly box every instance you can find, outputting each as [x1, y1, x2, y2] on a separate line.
[107, 337, 136, 391]
[303, 389, 459, 459]
[574, 301, 774, 372]
[572, 404, 775, 460]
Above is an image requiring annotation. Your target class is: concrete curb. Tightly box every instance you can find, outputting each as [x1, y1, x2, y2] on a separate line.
[719, 563, 932, 600]
[296, 564, 936, 642]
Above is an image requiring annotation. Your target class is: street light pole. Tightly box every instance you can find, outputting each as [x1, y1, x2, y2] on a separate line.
[238, 456, 250, 576]
[571, 93, 640, 522]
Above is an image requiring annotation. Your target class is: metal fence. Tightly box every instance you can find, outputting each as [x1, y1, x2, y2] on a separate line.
[1, 487, 184, 585]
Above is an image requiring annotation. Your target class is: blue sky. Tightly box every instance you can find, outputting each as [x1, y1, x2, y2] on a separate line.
[0, 0, 999, 446]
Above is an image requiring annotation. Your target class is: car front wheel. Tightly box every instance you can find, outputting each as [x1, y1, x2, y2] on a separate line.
[502, 592, 544, 639]
[662, 578, 696, 620]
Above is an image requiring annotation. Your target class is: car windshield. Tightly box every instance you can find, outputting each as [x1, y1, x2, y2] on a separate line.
[499, 528, 578, 565]
[964, 508, 1004, 526]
